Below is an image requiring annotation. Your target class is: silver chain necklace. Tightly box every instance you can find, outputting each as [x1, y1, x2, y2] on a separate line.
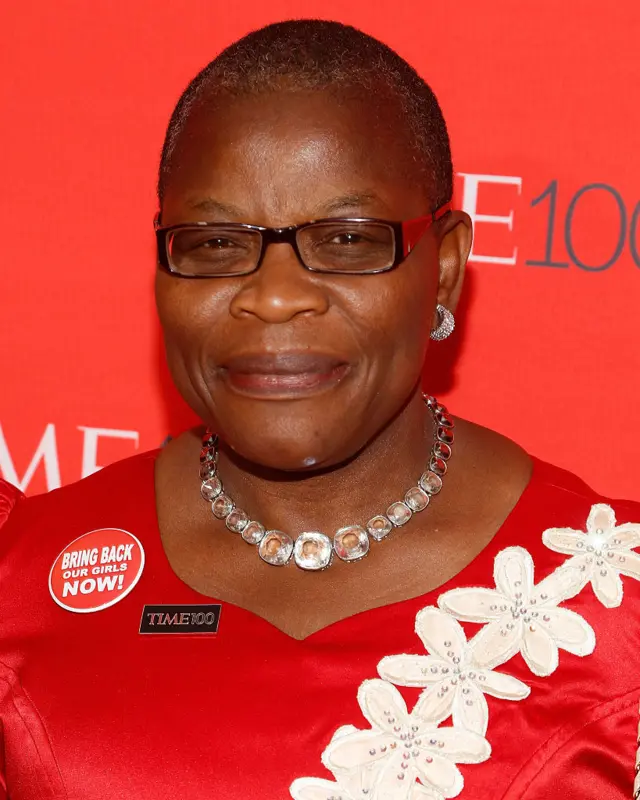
[198, 394, 454, 571]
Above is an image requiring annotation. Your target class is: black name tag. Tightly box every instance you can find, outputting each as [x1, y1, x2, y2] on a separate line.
[139, 604, 221, 634]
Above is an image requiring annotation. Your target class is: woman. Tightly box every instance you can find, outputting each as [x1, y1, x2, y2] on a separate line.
[1, 19, 639, 800]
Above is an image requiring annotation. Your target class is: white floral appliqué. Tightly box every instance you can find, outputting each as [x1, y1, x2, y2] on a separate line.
[377, 607, 529, 735]
[292, 680, 490, 800]
[542, 503, 640, 608]
[290, 725, 369, 800]
[438, 547, 594, 677]
[290, 504, 640, 800]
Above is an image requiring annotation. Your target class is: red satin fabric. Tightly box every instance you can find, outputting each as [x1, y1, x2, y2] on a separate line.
[0, 453, 639, 799]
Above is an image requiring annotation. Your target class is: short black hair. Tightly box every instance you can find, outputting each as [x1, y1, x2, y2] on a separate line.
[158, 19, 453, 208]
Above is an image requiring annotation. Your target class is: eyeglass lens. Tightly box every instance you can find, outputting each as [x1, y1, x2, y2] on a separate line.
[166, 221, 396, 276]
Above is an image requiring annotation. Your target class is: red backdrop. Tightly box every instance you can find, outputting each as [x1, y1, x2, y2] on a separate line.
[1, 0, 639, 499]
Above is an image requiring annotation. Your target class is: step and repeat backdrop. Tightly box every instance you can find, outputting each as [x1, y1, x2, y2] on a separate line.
[1, 0, 639, 499]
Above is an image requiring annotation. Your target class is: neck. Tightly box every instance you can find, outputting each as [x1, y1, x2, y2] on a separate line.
[212, 391, 436, 535]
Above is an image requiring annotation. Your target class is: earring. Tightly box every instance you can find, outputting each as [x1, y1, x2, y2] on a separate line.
[430, 304, 455, 341]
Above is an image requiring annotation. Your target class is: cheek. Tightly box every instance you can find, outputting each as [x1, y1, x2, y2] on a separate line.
[155, 273, 227, 372]
[348, 256, 437, 371]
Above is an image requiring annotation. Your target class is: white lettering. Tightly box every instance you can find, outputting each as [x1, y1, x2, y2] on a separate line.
[0, 423, 61, 492]
[62, 580, 79, 597]
[79, 548, 98, 567]
[78, 426, 139, 479]
[458, 173, 522, 265]
[96, 575, 118, 592]
[101, 543, 134, 563]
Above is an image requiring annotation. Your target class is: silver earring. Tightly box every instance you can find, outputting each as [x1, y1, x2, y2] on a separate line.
[430, 304, 455, 341]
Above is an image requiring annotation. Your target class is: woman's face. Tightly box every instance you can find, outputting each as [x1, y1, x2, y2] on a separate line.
[156, 87, 468, 471]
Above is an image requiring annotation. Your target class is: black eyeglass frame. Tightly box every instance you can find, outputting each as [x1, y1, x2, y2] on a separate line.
[154, 203, 452, 278]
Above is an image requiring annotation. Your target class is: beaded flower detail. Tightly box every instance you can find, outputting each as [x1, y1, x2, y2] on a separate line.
[378, 607, 530, 735]
[291, 680, 490, 800]
[542, 503, 640, 608]
[290, 504, 640, 799]
[438, 547, 595, 677]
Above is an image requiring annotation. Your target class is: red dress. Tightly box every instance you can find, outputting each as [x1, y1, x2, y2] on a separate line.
[0, 451, 639, 799]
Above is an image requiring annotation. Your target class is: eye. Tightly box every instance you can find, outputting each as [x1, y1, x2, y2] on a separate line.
[201, 237, 241, 250]
[328, 231, 368, 245]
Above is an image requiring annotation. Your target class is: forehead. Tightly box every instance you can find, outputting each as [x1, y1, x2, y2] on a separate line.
[162, 87, 432, 223]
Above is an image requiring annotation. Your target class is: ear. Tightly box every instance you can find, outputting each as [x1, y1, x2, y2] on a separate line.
[434, 211, 473, 313]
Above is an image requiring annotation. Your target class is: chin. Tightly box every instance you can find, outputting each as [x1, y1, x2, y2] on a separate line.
[219, 409, 362, 474]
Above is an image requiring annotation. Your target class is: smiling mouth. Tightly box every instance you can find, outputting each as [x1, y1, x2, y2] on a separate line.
[219, 353, 351, 398]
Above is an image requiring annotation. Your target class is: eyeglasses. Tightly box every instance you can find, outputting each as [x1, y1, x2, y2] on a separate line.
[155, 204, 451, 278]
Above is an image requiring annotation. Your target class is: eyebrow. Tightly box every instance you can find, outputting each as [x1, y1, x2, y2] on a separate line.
[314, 191, 385, 216]
[187, 198, 244, 216]
[186, 191, 387, 220]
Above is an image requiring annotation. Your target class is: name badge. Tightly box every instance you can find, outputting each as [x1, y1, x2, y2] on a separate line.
[139, 604, 221, 634]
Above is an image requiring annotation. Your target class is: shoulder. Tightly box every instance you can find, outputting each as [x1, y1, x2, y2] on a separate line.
[457, 415, 640, 527]
[503, 456, 640, 627]
[0, 450, 159, 550]
[0, 450, 159, 627]
[0, 480, 25, 529]
[454, 416, 640, 516]
[527, 455, 640, 526]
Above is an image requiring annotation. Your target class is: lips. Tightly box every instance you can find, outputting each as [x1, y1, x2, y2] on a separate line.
[220, 352, 350, 398]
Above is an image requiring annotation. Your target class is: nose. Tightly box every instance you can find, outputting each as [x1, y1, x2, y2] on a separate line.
[229, 242, 330, 324]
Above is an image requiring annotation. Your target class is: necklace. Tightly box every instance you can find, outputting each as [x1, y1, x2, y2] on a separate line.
[198, 394, 454, 571]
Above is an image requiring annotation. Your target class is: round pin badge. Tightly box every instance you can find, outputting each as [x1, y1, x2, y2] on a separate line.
[49, 528, 145, 613]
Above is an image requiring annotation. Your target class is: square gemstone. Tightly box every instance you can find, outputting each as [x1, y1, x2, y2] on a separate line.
[225, 509, 249, 533]
[387, 501, 412, 527]
[437, 426, 454, 444]
[405, 486, 429, 512]
[212, 494, 234, 519]
[259, 531, 294, 566]
[436, 413, 454, 429]
[293, 531, 332, 571]
[429, 456, 447, 476]
[199, 447, 216, 464]
[334, 526, 370, 561]
[201, 476, 222, 501]
[242, 521, 266, 545]
[367, 515, 393, 541]
[419, 470, 443, 495]
[434, 442, 452, 461]
[199, 462, 216, 480]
